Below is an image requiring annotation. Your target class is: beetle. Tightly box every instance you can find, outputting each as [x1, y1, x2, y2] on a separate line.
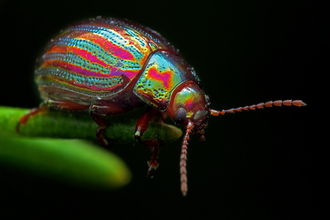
[17, 17, 306, 196]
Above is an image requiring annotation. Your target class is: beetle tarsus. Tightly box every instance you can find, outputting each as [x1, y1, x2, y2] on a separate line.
[199, 134, 205, 145]
[147, 166, 154, 178]
[16, 106, 49, 133]
[136, 137, 160, 177]
[147, 157, 159, 178]
[96, 127, 109, 146]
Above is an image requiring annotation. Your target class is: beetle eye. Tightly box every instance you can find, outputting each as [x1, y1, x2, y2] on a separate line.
[174, 108, 187, 125]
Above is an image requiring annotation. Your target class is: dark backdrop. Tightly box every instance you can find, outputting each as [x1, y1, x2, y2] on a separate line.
[0, 0, 319, 219]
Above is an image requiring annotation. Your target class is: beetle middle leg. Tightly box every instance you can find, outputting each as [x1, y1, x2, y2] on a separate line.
[89, 103, 128, 146]
[134, 107, 160, 177]
[89, 105, 109, 146]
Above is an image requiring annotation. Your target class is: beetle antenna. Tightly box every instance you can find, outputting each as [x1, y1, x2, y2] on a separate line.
[209, 99, 306, 116]
[180, 121, 193, 196]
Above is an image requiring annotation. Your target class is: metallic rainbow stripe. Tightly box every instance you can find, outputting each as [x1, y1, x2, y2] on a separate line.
[35, 19, 152, 97]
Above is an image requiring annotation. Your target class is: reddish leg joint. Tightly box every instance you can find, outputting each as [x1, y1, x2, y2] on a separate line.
[134, 108, 160, 177]
[90, 105, 109, 146]
[137, 139, 159, 178]
[16, 105, 49, 133]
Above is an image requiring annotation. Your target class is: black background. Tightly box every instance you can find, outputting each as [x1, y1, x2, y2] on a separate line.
[0, 0, 320, 219]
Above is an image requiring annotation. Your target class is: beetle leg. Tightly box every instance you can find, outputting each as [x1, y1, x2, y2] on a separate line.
[17, 99, 90, 132]
[158, 112, 168, 123]
[88, 102, 130, 146]
[140, 139, 159, 178]
[89, 105, 109, 146]
[134, 108, 160, 177]
[45, 100, 90, 111]
[16, 103, 49, 132]
[198, 130, 205, 145]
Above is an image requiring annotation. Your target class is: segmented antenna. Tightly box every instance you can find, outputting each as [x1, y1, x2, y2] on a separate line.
[209, 100, 306, 116]
[180, 121, 193, 196]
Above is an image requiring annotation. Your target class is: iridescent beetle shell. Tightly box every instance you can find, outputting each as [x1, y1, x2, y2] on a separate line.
[35, 17, 201, 112]
[19, 17, 306, 196]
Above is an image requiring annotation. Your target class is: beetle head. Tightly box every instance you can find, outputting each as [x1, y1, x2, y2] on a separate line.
[166, 81, 210, 131]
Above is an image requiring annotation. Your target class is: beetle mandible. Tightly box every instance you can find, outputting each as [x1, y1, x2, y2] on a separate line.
[17, 17, 306, 196]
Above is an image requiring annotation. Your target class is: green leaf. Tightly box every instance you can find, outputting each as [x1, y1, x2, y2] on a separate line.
[0, 106, 182, 143]
[0, 138, 131, 189]
[0, 106, 183, 189]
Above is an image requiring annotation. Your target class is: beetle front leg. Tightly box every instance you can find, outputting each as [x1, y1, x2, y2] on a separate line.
[158, 112, 168, 123]
[134, 108, 160, 177]
[89, 105, 109, 146]
[139, 139, 159, 178]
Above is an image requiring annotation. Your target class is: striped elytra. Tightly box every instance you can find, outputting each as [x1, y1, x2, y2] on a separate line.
[35, 17, 199, 109]
[18, 17, 306, 196]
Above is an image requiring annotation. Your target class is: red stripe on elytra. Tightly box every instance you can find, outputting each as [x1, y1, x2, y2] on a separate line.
[42, 60, 138, 79]
[47, 46, 108, 68]
[79, 33, 140, 61]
